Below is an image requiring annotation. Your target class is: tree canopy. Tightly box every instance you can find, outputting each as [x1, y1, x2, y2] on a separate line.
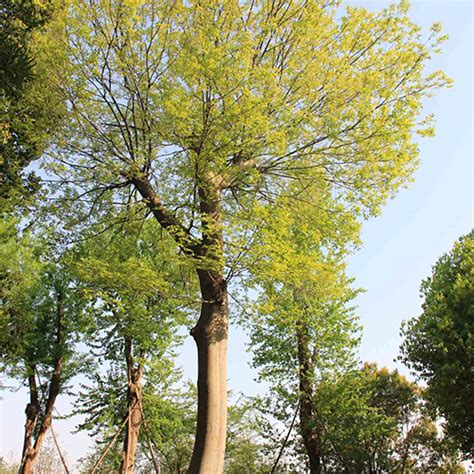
[401, 230, 474, 456]
[0, 0, 460, 472]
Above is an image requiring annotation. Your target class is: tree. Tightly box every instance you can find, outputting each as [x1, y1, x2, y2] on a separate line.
[30, 432, 69, 474]
[224, 398, 272, 474]
[72, 217, 194, 473]
[38, 0, 449, 468]
[0, 0, 61, 211]
[0, 220, 87, 474]
[315, 364, 465, 473]
[400, 230, 474, 456]
[247, 180, 361, 473]
[144, 383, 197, 473]
[79, 388, 271, 474]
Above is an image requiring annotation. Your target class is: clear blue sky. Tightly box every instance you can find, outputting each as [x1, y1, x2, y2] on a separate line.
[1, 0, 472, 469]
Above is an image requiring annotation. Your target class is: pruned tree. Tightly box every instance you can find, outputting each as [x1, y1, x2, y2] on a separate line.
[0, 219, 87, 474]
[72, 216, 194, 473]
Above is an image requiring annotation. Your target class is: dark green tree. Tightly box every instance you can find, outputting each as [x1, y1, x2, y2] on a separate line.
[0, 0, 62, 211]
[316, 364, 464, 473]
[400, 230, 474, 456]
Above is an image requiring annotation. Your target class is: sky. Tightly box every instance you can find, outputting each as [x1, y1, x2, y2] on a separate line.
[1, 0, 473, 470]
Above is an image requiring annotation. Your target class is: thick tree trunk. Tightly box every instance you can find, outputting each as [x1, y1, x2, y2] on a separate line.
[188, 269, 228, 473]
[120, 338, 143, 474]
[132, 171, 228, 472]
[297, 325, 322, 474]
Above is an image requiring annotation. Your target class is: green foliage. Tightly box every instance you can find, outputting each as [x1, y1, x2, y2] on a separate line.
[30, 5, 452, 466]
[35, 0, 450, 268]
[0, 0, 62, 211]
[72, 216, 197, 469]
[224, 398, 272, 473]
[247, 178, 362, 472]
[73, 217, 194, 360]
[0, 0, 52, 93]
[0, 216, 90, 464]
[3, 1, 455, 468]
[144, 383, 196, 473]
[315, 364, 465, 473]
[0, 218, 88, 381]
[400, 230, 474, 456]
[248, 180, 361, 383]
[79, 387, 270, 474]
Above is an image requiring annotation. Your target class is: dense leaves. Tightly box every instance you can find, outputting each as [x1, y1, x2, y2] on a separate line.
[401, 231, 474, 456]
[0, 218, 89, 472]
[316, 364, 464, 473]
[0, 0, 462, 471]
[0, 0, 62, 211]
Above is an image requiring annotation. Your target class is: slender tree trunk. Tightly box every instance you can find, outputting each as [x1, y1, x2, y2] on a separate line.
[120, 338, 143, 474]
[20, 357, 63, 474]
[20, 289, 64, 474]
[296, 324, 322, 474]
[188, 269, 228, 473]
[20, 369, 40, 473]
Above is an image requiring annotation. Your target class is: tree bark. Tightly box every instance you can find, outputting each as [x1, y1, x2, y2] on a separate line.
[120, 338, 143, 474]
[20, 369, 40, 474]
[19, 356, 63, 474]
[296, 324, 322, 474]
[133, 172, 229, 473]
[188, 268, 228, 474]
[188, 170, 228, 473]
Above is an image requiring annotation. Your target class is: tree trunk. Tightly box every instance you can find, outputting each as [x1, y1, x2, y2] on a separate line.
[132, 171, 229, 472]
[20, 288, 64, 474]
[19, 357, 62, 474]
[188, 269, 228, 473]
[20, 370, 40, 474]
[120, 338, 143, 474]
[296, 324, 322, 474]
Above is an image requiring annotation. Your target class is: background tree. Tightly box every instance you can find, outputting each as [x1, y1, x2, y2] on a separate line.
[400, 230, 474, 456]
[0, 220, 88, 474]
[247, 179, 361, 473]
[144, 383, 197, 473]
[224, 398, 271, 474]
[37, 0, 449, 468]
[29, 432, 69, 474]
[72, 216, 194, 473]
[315, 364, 465, 473]
[247, 196, 464, 472]
[79, 388, 270, 474]
[0, 0, 62, 211]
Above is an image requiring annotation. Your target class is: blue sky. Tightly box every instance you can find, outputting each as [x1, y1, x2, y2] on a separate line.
[1, 0, 472, 468]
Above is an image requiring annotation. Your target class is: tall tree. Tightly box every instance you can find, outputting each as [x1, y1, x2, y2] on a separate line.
[38, 0, 449, 468]
[248, 180, 361, 473]
[73, 217, 194, 473]
[0, 220, 87, 474]
[400, 230, 474, 456]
